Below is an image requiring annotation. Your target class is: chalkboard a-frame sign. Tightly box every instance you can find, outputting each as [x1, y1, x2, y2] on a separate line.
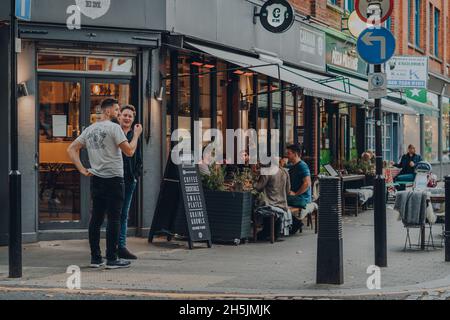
[148, 157, 212, 249]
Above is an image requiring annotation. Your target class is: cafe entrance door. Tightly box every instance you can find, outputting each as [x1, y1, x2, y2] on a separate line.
[38, 77, 134, 230]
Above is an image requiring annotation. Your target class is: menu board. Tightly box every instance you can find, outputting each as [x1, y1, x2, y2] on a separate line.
[177, 162, 211, 242]
[149, 158, 212, 249]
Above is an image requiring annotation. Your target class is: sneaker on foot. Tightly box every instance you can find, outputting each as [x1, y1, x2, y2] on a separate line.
[118, 247, 138, 260]
[90, 258, 105, 268]
[106, 259, 131, 270]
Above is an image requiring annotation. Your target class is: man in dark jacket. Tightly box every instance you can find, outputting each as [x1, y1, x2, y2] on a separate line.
[394, 144, 422, 188]
[118, 105, 143, 260]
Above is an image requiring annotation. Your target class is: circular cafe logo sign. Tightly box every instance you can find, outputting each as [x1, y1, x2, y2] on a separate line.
[260, 0, 295, 33]
[75, 0, 111, 20]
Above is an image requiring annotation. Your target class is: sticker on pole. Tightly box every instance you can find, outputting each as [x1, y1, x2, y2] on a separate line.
[357, 27, 396, 65]
[368, 73, 387, 99]
[355, 0, 394, 24]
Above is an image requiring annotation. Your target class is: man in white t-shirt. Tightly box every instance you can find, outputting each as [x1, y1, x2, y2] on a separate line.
[67, 98, 142, 269]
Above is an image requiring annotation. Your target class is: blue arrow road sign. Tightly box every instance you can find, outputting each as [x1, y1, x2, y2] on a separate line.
[16, 0, 32, 21]
[357, 27, 396, 65]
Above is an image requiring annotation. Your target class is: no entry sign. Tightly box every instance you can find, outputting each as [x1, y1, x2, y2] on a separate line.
[355, 0, 394, 23]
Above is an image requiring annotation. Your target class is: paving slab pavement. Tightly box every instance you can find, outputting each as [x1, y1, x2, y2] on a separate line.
[1, 209, 450, 299]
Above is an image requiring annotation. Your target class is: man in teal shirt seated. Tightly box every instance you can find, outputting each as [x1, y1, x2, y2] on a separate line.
[283, 144, 312, 234]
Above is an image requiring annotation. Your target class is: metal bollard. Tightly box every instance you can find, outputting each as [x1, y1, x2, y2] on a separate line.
[445, 176, 450, 262]
[316, 176, 344, 285]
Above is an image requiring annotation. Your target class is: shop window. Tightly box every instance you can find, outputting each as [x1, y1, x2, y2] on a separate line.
[87, 57, 134, 73]
[320, 103, 331, 166]
[217, 61, 228, 142]
[285, 90, 295, 146]
[178, 56, 191, 132]
[443, 97, 450, 162]
[199, 65, 212, 137]
[272, 81, 281, 131]
[38, 53, 135, 74]
[258, 76, 269, 146]
[424, 116, 438, 162]
[238, 72, 255, 131]
[38, 54, 85, 71]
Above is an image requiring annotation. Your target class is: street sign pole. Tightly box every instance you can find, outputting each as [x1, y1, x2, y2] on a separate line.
[356, 0, 394, 269]
[9, 0, 22, 279]
[374, 64, 387, 268]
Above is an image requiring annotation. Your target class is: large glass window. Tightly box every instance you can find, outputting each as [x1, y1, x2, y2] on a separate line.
[38, 81, 81, 223]
[178, 56, 191, 132]
[38, 53, 135, 74]
[285, 90, 295, 146]
[443, 97, 450, 162]
[424, 116, 438, 162]
[258, 76, 269, 131]
[434, 8, 440, 57]
[199, 65, 212, 135]
[217, 61, 228, 141]
[272, 81, 282, 131]
[415, 0, 421, 47]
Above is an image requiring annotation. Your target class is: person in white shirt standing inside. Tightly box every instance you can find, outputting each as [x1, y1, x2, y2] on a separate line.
[67, 99, 142, 269]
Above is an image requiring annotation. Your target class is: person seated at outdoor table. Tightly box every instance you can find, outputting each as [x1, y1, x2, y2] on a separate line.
[225, 150, 255, 179]
[392, 144, 422, 189]
[253, 159, 291, 241]
[282, 144, 312, 234]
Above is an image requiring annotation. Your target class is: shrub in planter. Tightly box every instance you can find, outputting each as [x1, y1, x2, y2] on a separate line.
[201, 165, 254, 244]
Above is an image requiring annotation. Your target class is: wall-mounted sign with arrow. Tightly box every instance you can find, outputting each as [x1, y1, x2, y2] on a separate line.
[356, 27, 396, 65]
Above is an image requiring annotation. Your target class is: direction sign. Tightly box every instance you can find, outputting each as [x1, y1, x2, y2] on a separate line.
[15, 0, 32, 21]
[355, 0, 394, 24]
[357, 27, 396, 65]
[368, 73, 387, 99]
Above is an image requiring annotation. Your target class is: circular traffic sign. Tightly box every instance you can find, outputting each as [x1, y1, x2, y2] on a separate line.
[357, 27, 396, 64]
[348, 10, 367, 38]
[355, 0, 394, 24]
[259, 0, 295, 34]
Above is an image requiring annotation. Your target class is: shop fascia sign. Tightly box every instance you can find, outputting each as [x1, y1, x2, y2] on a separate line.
[67, 0, 111, 30]
[299, 25, 326, 71]
[256, 0, 295, 34]
[386, 56, 428, 89]
[331, 46, 359, 71]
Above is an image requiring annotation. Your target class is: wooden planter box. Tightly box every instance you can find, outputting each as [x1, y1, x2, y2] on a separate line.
[203, 190, 253, 244]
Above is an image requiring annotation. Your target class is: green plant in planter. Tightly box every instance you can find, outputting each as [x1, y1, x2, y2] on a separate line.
[201, 163, 227, 191]
[231, 168, 254, 192]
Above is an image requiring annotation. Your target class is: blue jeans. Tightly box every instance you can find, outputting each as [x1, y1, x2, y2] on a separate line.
[119, 179, 137, 249]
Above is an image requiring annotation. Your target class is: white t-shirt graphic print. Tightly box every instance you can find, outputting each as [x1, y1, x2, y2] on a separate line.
[76, 120, 128, 178]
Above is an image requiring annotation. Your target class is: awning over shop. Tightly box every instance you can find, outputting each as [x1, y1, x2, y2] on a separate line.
[186, 42, 364, 105]
[326, 73, 417, 115]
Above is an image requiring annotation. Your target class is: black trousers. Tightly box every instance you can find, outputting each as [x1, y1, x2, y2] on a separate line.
[89, 176, 125, 261]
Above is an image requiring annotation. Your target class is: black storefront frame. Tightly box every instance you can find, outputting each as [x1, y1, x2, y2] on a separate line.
[36, 71, 139, 231]
[165, 48, 304, 160]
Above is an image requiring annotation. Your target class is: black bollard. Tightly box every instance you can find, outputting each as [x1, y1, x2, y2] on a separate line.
[445, 176, 450, 262]
[317, 176, 344, 285]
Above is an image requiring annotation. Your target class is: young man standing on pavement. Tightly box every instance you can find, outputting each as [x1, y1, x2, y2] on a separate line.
[67, 99, 143, 269]
[117, 105, 142, 260]
[283, 144, 312, 234]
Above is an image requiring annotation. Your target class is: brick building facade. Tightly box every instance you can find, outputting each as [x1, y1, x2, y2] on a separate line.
[289, 0, 449, 83]
[289, 0, 450, 175]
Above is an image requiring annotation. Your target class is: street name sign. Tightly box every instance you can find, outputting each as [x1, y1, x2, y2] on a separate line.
[368, 73, 388, 99]
[357, 27, 396, 65]
[386, 56, 428, 89]
[355, 0, 394, 23]
[15, 0, 32, 21]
